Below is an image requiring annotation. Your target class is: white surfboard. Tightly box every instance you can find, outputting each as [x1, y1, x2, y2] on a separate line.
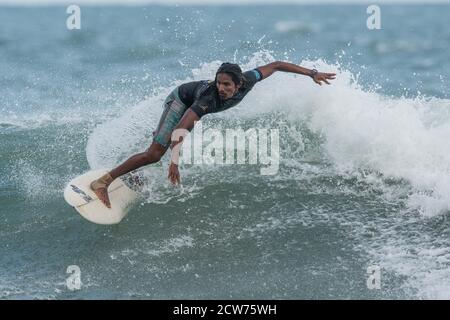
[64, 169, 140, 225]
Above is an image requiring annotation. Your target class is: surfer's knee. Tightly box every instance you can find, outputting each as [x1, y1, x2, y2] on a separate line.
[142, 149, 164, 164]
[145, 142, 168, 163]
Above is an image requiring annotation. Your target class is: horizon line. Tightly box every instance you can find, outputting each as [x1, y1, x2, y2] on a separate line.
[1, 0, 449, 7]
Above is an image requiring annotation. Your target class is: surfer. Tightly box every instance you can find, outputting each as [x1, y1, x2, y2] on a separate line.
[90, 61, 336, 208]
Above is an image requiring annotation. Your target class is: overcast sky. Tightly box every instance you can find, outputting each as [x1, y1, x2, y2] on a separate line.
[0, 0, 448, 5]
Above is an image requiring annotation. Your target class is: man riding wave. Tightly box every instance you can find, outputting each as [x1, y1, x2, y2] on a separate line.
[90, 61, 336, 208]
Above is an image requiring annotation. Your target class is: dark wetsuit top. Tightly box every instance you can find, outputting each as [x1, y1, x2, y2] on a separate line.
[177, 69, 263, 118]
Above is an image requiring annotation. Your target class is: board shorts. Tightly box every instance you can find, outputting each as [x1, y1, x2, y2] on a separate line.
[152, 87, 189, 148]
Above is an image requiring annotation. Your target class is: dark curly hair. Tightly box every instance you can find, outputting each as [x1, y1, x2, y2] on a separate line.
[215, 62, 244, 86]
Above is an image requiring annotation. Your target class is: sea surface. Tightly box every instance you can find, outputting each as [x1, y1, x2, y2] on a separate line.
[0, 4, 449, 299]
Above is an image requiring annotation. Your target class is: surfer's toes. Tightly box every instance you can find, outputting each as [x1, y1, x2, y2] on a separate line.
[100, 193, 111, 209]
[89, 173, 114, 209]
[90, 183, 111, 209]
[91, 186, 111, 209]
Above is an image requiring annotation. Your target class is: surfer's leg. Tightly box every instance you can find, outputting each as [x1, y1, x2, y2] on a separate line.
[108, 90, 187, 180]
[109, 142, 168, 179]
[90, 89, 187, 208]
[90, 142, 168, 208]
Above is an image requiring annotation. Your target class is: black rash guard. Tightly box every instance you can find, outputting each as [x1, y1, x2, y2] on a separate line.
[177, 69, 263, 118]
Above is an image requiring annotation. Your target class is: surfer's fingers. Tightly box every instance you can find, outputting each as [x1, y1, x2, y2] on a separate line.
[169, 172, 177, 185]
[168, 170, 175, 184]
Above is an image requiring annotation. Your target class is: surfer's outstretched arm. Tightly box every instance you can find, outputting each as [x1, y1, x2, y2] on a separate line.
[256, 61, 336, 85]
[167, 109, 200, 185]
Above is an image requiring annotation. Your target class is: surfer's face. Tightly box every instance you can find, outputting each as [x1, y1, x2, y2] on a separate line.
[216, 73, 241, 100]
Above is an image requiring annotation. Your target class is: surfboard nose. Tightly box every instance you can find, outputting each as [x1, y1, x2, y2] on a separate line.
[64, 169, 138, 225]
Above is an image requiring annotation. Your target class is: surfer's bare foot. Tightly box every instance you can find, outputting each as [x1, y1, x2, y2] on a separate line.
[90, 173, 114, 209]
[92, 186, 111, 208]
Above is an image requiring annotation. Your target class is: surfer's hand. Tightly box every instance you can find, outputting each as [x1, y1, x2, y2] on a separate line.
[168, 162, 181, 186]
[313, 72, 336, 85]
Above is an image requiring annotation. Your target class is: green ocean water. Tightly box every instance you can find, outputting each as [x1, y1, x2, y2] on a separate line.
[0, 5, 449, 299]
